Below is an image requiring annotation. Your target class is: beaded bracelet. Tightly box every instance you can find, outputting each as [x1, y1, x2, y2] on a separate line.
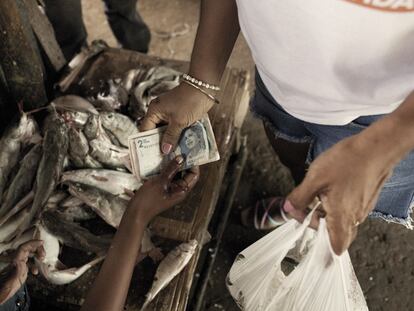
[182, 79, 220, 104]
[182, 73, 221, 91]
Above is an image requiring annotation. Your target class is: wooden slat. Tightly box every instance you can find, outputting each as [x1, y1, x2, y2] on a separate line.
[23, 0, 66, 71]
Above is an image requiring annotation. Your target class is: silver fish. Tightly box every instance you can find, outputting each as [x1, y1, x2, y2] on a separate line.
[68, 127, 101, 168]
[59, 195, 84, 208]
[34, 224, 104, 285]
[57, 204, 96, 222]
[61, 110, 90, 128]
[0, 113, 39, 202]
[100, 112, 139, 147]
[0, 227, 35, 255]
[61, 169, 141, 199]
[41, 210, 110, 254]
[89, 139, 130, 169]
[84, 115, 112, 145]
[130, 66, 180, 121]
[145, 66, 182, 81]
[95, 79, 129, 109]
[67, 183, 128, 228]
[52, 95, 99, 115]
[142, 240, 198, 310]
[0, 144, 42, 220]
[24, 111, 68, 235]
[46, 190, 68, 206]
[0, 196, 34, 243]
[0, 191, 34, 227]
[122, 68, 142, 93]
[84, 114, 99, 140]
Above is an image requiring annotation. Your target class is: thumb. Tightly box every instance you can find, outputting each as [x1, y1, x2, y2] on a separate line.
[286, 176, 322, 224]
[139, 110, 162, 132]
[161, 123, 185, 154]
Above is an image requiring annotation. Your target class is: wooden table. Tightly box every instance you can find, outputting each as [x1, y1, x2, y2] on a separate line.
[28, 48, 250, 311]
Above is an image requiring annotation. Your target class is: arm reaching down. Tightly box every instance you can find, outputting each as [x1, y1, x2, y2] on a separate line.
[140, 0, 240, 154]
[286, 91, 414, 255]
[80, 157, 199, 311]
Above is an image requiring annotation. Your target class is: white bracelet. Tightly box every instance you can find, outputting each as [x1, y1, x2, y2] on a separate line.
[182, 73, 221, 91]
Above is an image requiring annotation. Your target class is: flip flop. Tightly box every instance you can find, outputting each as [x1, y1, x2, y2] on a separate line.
[241, 197, 290, 231]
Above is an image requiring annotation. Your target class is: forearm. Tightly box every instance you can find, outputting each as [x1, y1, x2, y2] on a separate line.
[358, 91, 414, 165]
[189, 0, 240, 84]
[81, 206, 148, 311]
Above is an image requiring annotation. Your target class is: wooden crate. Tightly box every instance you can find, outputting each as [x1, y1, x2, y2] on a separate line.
[28, 48, 250, 311]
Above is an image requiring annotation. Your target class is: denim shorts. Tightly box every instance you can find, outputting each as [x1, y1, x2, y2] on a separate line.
[251, 72, 414, 229]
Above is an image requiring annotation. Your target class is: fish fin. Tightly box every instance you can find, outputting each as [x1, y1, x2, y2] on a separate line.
[56, 259, 67, 270]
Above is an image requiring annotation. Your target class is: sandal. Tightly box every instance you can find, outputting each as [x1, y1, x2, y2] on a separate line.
[241, 197, 290, 230]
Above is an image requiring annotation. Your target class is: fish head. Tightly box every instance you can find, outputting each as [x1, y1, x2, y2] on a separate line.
[84, 115, 99, 139]
[100, 112, 116, 128]
[180, 240, 198, 253]
[17, 114, 39, 143]
[52, 95, 99, 115]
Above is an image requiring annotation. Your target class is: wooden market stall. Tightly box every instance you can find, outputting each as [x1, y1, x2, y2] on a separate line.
[0, 2, 250, 310]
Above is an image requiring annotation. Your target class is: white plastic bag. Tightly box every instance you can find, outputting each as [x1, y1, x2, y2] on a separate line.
[227, 210, 368, 311]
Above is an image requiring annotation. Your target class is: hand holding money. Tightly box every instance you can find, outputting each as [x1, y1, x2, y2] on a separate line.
[127, 156, 200, 223]
[140, 83, 215, 154]
[129, 116, 219, 180]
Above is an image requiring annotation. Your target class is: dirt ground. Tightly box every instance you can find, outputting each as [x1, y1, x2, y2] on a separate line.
[81, 1, 414, 310]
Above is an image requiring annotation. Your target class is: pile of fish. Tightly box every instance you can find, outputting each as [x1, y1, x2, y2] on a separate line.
[0, 65, 195, 297]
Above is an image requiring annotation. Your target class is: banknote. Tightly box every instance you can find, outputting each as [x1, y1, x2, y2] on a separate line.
[128, 116, 220, 179]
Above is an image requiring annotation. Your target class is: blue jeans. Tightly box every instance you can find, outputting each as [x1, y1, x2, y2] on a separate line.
[0, 285, 30, 311]
[251, 72, 414, 228]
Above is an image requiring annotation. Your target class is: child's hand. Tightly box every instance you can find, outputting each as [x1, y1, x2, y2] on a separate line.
[128, 156, 200, 224]
[0, 240, 45, 304]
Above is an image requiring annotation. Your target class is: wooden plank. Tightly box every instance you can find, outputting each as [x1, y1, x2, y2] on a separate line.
[0, 0, 47, 111]
[23, 0, 66, 71]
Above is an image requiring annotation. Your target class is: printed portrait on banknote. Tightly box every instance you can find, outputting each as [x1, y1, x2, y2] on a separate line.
[128, 116, 220, 180]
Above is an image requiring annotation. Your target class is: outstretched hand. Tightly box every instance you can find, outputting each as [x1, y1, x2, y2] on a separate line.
[128, 156, 200, 224]
[140, 83, 214, 154]
[0, 240, 45, 304]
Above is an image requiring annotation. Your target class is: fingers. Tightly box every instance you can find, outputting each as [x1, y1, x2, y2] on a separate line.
[29, 262, 39, 276]
[326, 211, 356, 255]
[160, 156, 185, 185]
[15, 240, 45, 262]
[182, 166, 200, 191]
[286, 173, 323, 221]
[161, 123, 185, 154]
[170, 166, 200, 193]
[139, 100, 163, 131]
[169, 166, 200, 200]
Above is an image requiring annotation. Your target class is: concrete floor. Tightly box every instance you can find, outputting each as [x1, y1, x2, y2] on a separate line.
[82, 1, 414, 310]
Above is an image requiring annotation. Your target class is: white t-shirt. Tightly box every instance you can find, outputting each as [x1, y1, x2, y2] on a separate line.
[236, 0, 414, 125]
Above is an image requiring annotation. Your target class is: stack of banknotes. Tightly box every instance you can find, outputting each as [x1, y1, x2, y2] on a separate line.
[128, 116, 220, 180]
